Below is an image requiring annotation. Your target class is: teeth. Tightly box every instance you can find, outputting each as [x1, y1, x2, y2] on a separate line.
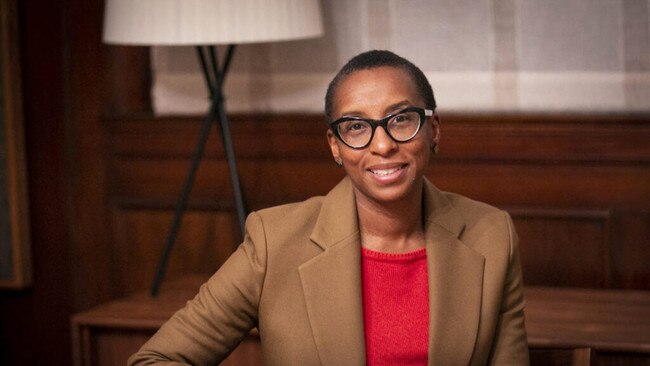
[371, 167, 401, 176]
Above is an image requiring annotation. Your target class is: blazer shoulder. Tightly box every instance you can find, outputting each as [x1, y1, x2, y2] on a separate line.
[440, 191, 514, 251]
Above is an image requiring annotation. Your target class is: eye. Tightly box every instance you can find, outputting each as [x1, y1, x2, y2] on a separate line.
[348, 122, 365, 131]
[392, 112, 415, 124]
[339, 120, 370, 135]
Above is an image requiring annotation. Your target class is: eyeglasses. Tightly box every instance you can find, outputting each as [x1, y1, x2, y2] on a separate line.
[329, 107, 433, 149]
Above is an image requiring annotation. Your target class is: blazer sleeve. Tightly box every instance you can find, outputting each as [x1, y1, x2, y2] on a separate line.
[128, 211, 268, 366]
[488, 212, 530, 365]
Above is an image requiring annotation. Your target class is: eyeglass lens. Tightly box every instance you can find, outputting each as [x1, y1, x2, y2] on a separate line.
[336, 110, 422, 148]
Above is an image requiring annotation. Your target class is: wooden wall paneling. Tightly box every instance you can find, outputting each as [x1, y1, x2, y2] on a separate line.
[428, 163, 650, 209]
[66, 1, 154, 311]
[110, 205, 238, 295]
[610, 211, 650, 289]
[509, 209, 612, 288]
[107, 117, 345, 293]
[106, 113, 650, 292]
[113, 159, 346, 208]
[108, 115, 650, 208]
[110, 114, 650, 162]
[108, 115, 331, 159]
[103, 46, 152, 116]
[66, 0, 114, 312]
[440, 114, 650, 164]
[435, 113, 650, 210]
[109, 115, 650, 208]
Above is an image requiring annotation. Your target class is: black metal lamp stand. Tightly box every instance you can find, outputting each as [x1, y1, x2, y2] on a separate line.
[150, 45, 246, 296]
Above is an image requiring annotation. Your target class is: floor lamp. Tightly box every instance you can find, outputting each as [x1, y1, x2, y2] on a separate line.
[102, 0, 323, 296]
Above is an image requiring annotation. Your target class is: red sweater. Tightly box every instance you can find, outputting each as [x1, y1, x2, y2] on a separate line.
[361, 247, 429, 366]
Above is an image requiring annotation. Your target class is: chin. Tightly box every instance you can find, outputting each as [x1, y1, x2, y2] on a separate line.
[365, 184, 419, 204]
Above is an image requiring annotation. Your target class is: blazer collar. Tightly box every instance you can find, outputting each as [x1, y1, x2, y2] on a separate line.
[309, 177, 359, 250]
[301, 178, 366, 365]
[301, 177, 485, 366]
[308, 177, 467, 248]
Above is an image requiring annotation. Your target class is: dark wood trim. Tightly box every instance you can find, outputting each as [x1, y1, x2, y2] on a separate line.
[0, 0, 31, 289]
[107, 113, 650, 163]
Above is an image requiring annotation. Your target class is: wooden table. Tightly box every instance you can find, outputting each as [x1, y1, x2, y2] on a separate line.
[72, 276, 650, 366]
[524, 287, 650, 365]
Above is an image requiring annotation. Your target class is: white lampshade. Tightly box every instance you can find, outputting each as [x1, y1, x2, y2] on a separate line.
[103, 0, 324, 45]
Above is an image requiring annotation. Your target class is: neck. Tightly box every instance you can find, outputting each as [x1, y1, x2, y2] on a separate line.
[355, 185, 425, 253]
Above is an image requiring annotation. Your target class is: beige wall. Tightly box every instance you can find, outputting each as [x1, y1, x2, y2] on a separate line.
[152, 0, 650, 114]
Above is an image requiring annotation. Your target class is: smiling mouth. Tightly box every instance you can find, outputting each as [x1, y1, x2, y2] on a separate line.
[369, 165, 406, 176]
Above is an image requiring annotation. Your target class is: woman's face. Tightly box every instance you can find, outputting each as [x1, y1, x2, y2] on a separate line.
[327, 66, 440, 206]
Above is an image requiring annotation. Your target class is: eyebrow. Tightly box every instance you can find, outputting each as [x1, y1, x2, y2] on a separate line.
[338, 100, 413, 119]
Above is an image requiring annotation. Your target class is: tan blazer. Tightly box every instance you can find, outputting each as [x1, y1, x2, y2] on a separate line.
[129, 178, 529, 366]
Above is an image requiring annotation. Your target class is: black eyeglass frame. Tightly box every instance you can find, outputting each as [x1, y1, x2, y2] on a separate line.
[329, 106, 434, 149]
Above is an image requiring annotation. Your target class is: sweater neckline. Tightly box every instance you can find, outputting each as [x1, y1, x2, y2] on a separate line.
[361, 246, 427, 262]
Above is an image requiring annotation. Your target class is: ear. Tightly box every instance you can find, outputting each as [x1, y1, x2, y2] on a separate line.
[326, 129, 342, 162]
[430, 112, 441, 147]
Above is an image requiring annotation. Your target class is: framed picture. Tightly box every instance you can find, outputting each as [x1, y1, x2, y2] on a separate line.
[0, 0, 32, 289]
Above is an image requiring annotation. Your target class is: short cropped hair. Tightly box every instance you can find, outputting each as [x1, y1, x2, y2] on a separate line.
[325, 50, 436, 120]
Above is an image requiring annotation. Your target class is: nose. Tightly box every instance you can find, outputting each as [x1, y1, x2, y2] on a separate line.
[368, 126, 397, 155]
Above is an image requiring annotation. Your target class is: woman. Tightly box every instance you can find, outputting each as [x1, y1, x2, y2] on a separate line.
[129, 50, 529, 365]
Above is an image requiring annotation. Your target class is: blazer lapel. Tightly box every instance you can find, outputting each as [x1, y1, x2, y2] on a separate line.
[299, 178, 366, 366]
[423, 182, 485, 365]
[299, 178, 485, 365]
